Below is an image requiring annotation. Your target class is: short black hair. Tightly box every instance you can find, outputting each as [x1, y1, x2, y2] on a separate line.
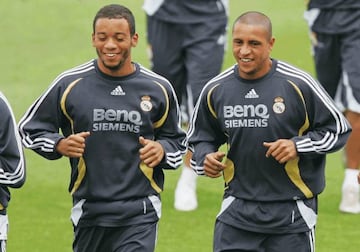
[93, 4, 136, 35]
[233, 11, 272, 40]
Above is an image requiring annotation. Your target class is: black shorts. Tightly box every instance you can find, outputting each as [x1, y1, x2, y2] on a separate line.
[214, 220, 315, 252]
[311, 29, 360, 113]
[73, 222, 158, 252]
[146, 16, 227, 108]
[213, 196, 317, 252]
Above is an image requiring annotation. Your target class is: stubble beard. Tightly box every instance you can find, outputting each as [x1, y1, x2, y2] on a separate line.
[97, 49, 129, 72]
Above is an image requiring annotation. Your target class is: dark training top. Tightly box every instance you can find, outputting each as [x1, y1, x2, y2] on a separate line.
[19, 60, 186, 227]
[307, 0, 360, 33]
[187, 59, 351, 233]
[144, 0, 228, 23]
[188, 59, 350, 201]
[0, 92, 26, 214]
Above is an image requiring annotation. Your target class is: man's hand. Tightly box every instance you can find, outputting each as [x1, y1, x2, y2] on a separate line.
[263, 139, 297, 164]
[139, 136, 164, 168]
[204, 151, 226, 178]
[56, 132, 91, 158]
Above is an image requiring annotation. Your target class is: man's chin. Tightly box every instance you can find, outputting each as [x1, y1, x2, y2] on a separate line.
[104, 62, 122, 71]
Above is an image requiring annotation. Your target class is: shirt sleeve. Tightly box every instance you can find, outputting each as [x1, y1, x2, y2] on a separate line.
[0, 92, 26, 188]
[291, 76, 351, 156]
[18, 81, 65, 160]
[154, 81, 186, 169]
[187, 84, 227, 175]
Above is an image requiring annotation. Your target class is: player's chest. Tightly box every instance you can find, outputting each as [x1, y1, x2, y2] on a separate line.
[213, 83, 306, 129]
[61, 81, 164, 122]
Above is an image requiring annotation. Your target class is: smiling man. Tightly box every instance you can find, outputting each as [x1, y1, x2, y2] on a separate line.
[186, 11, 351, 252]
[18, 4, 186, 252]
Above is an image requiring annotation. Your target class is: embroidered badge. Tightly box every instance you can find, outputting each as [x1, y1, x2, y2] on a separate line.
[140, 95, 153, 112]
[273, 97, 285, 114]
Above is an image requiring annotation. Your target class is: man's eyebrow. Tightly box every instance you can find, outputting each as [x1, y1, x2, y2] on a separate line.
[95, 31, 127, 35]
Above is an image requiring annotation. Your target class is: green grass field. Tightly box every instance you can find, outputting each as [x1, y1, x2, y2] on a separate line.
[1, 0, 359, 251]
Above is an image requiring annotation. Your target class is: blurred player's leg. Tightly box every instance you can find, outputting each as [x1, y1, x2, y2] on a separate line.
[174, 20, 226, 211]
[0, 215, 8, 252]
[334, 30, 360, 214]
[339, 110, 360, 213]
[174, 151, 198, 211]
[312, 31, 360, 214]
[340, 168, 360, 214]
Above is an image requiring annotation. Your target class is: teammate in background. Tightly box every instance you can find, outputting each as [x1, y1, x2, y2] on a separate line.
[143, 0, 229, 211]
[0, 92, 26, 251]
[304, 0, 360, 214]
[18, 4, 185, 252]
[187, 11, 351, 251]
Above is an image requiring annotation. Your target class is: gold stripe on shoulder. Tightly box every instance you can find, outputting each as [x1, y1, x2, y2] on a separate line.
[207, 84, 220, 119]
[60, 78, 83, 133]
[152, 81, 169, 129]
[287, 80, 309, 135]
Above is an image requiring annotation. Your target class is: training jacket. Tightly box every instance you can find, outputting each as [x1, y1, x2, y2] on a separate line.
[305, 0, 360, 33]
[0, 92, 26, 214]
[143, 0, 228, 23]
[19, 60, 186, 227]
[187, 59, 351, 202]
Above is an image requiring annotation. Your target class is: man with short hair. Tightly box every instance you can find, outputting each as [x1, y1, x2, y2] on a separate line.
[187, 11, 351, 251]
[19, 4, 186, 252]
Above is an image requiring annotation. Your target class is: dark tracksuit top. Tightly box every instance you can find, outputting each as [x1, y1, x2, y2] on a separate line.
[18, 60, 186, 227]
[306, 0, 360, 34]
[0, 92, 26, 214]
[187, 59, 351, 233]
[144, 0, 228, 23]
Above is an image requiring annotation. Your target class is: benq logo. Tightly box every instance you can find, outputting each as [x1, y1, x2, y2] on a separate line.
[223, 104, 269, 119]
[93, 109, 143, 125]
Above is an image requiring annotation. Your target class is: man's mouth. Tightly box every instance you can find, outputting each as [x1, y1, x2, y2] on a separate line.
[104, 53, 118, 57]
[241, 58, 252, 62]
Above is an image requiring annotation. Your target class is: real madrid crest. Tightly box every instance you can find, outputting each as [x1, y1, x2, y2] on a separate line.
[140, 95, 153, 112]
[273, 96, 285, 114]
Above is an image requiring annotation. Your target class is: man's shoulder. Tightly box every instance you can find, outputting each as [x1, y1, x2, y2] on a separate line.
[136, 63, 172, 85]
[57, 60, 96, 81]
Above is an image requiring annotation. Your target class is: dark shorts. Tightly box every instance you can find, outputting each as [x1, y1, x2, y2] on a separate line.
[73, 222, 158, 252]
[311, 29, 360, 113]
[214, 220, 315, 252]
[213, 196, 317, 252]
[146, 16, 227, 109]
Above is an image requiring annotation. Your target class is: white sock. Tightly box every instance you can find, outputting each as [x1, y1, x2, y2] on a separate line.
[179, 165, 197, 186]
[343, 168, 359, 186]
